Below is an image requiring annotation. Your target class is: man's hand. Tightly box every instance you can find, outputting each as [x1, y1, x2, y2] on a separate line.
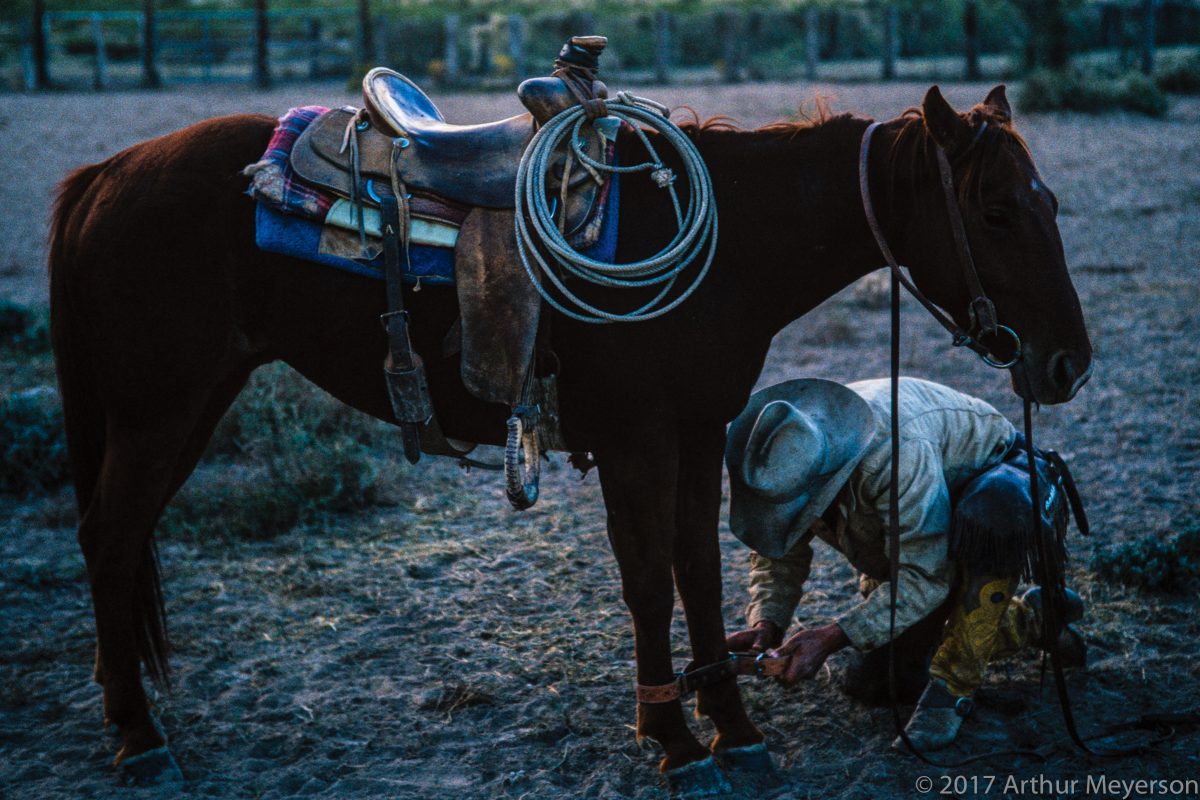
[770, 622, 851, 686]
[725, 621, 783, 653]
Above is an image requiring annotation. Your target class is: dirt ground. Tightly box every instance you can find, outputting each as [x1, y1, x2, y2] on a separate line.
[1, 81, 1199, 799]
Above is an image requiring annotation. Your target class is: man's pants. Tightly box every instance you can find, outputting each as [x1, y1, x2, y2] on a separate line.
[927, 573, 1035, 697]
[844, 572, 1035, 703]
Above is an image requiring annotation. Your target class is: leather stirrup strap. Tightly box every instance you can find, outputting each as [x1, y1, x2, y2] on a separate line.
[1043, 449, 1090, 537]
[380, 191, 427, 464]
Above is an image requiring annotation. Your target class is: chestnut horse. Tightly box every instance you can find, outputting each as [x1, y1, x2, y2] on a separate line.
[49, 85, 1090, 789]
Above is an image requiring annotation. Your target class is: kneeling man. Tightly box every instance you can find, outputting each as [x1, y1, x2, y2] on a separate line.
[724, 377, 1083, 749]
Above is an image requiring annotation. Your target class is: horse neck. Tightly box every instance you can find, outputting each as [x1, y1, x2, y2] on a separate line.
[694, 116, 892, 338]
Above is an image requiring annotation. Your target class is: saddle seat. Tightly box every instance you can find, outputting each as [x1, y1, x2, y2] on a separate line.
[361, 67, 535, 209]
[288, 54, 609, 211]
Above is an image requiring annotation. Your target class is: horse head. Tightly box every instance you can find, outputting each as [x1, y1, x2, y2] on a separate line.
[883, 85, 1092, 405]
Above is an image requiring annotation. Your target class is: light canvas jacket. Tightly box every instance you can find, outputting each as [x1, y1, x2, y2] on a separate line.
[745, 377, 1016, 651]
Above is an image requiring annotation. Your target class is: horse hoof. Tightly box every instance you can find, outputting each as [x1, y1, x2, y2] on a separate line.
[665, 755, 733, 799]
[713, 743, 792, 797]
[118, 746, 183, 787]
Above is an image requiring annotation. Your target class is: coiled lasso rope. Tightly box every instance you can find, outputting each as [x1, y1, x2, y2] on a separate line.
[514, 92, 718, 324]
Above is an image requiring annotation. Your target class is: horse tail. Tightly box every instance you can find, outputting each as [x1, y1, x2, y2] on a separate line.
[50, 161, 172, 687]
[49, 161, 107, 513]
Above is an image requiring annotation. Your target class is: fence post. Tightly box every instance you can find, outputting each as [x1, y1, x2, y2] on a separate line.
[443, 14, 460, 84]
[357, 0, 372, 67]
[881, 4, 897, 80]
[200, 13, 212, 81]
[654, 10, 672, 84]
[746, 9, 763, 79]
[32, 0, 49, 89]
[570, 11, 596, 35]
[374, 13, 388, 67]
[720, 10, 745, 83]
[142, 0, 160, 88]
[253, 0, 270, 89]
[805, 6, 819, 80]
[21, 40, 35, 90]
[91, 13, 109, 91]
[508, 14, 526, 79]
[1140, 0, 1157, 74]
[464, 21, 484, 75]
[307, 17, 321, 79]
[963, 0, 980, 80]
[479, 16, 496, 77]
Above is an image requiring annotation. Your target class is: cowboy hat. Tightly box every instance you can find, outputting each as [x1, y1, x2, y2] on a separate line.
[726, 379, 875, 558]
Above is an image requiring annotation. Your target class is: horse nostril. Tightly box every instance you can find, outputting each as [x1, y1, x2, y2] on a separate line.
[1048, 351, 1075, 389]
[1047, 350, 1091, 398]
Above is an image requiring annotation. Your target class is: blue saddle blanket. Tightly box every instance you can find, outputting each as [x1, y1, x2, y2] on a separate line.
[255, 203, 456, 284]
[249, 106, 620, 285]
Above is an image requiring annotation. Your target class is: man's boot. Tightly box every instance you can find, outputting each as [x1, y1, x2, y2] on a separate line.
[894, 678, 974, 752]
[1019, 586, 1088, 668]
[841, 647, 929, 706]
[840, 597, 950, 706]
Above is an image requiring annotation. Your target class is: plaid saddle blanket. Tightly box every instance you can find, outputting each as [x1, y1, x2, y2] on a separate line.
[245, 106, 619, 286]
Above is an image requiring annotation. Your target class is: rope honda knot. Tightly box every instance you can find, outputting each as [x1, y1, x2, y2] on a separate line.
[650, 167, 676, 188]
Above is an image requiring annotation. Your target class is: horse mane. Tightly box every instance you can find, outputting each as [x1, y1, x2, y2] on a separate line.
[673, 94, 845, 137]
[757, 94, 842, 136]
[673, 94, 1034, 215]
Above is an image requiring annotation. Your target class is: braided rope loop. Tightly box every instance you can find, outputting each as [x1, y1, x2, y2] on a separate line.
[515, 93, 718, 324]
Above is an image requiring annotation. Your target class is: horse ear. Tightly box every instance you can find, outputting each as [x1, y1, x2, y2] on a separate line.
[921, 85, 970, 154]
[983, 85, 1012, 122]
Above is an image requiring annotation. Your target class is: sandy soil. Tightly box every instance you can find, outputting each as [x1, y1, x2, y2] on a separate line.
[1, 82, 1199, 799]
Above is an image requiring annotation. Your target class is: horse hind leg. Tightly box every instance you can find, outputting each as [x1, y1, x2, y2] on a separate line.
[79, 368, 253, 784]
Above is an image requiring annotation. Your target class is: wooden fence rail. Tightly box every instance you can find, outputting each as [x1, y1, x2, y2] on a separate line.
[18, 1, 1198, 92]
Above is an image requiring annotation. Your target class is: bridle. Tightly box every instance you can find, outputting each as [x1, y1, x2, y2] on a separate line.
[859, 120, 1021, 371]
[858, 118, 1188, 763]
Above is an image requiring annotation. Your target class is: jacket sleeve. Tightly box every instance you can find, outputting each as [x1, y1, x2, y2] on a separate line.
[835, 439, 954, 651]
[746, 535, 815, 630]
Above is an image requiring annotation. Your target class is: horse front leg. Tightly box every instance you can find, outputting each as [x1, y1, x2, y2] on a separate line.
[594, 425, 719, 787]
[672, 420, 762, 749]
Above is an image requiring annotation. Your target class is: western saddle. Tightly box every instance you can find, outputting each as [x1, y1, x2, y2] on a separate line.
[284, 36, 613, 489]
[290, 35, 610, 210]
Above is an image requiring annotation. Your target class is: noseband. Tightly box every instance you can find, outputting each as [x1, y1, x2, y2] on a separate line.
[858, 120, 1021, 370]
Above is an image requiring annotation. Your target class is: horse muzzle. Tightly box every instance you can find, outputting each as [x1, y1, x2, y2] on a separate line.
[1048, 349, 1094, 402]
[1015, 347, 1093, 405]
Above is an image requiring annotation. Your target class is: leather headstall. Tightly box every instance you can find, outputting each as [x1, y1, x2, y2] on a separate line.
[858, 120, 1021, 371]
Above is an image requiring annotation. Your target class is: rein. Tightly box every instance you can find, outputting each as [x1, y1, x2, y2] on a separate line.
[857, 119, 1189, 763]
